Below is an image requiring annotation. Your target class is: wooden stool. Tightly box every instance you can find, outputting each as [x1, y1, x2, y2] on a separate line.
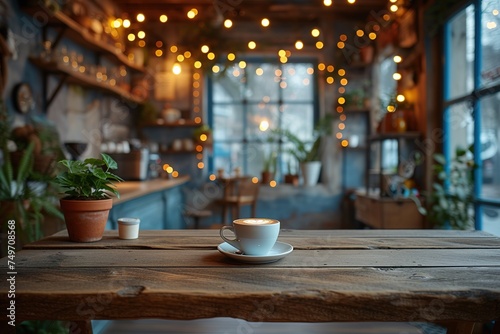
[184, 209, 213, 229]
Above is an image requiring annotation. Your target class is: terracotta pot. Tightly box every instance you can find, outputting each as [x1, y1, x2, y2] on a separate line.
[60, 198, 112, 242]
[284, 174, 299, 186]
[261, 171, 274, 184]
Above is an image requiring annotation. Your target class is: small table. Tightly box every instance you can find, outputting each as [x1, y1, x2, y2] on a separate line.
[1, 229, 499, 334]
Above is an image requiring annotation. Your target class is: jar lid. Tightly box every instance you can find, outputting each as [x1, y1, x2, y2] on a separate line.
[117, 217, 141, 225]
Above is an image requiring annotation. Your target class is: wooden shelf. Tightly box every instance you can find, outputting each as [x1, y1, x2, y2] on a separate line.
[369, 131, 421, 141]
[23, 5, 146, 73]
[159, 149, 199, 155]
[30, 57, 145, 105]
[142, 120, 203, 128]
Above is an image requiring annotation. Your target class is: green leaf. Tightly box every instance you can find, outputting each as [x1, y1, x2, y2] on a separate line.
[433, 153, 446, 165]
[102, 153, 118, 170]
[84, 158, 105, 167]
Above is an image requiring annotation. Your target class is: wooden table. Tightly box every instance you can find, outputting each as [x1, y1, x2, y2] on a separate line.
[1, 229, 500, 334]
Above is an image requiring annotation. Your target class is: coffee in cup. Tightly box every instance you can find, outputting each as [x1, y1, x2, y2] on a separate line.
[220, 218, 280, 255]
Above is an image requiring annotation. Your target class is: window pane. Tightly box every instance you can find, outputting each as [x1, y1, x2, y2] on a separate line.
[247, 143, 274, 178]
[480, 93, 500, 199]
[246, 63, 280, 102]
[281, 104, 314, 142]
[482, 205, 500, 236]
[213, 142, 243, 173]
[481, 0, 500, 86]
[448, 101, 474, 155]
[246, 103, 279, 140]
[213, 104, 244, 141]
[281, 63, 315, 102]
[448, 5, 475, 99]
[213, 65, 245, 102]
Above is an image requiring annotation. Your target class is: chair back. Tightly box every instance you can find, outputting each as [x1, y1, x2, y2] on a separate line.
[236, 178, 260, 202]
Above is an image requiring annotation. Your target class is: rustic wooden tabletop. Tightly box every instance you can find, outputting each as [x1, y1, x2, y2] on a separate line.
[1, 229, 499, 334]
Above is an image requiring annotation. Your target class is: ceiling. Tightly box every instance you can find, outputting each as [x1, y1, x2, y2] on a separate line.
[114, 0, 389, 25]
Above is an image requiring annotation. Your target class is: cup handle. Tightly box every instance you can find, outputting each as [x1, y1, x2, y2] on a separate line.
[220, 225, 241, 250]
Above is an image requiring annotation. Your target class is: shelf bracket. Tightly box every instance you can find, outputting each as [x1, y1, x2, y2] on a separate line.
[45, 73, 68, 109]
[42, 24, 67, 51]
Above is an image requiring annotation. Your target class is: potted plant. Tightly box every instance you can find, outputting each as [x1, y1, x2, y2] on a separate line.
[261, 150, 276, 184]
[1, 102, 63, 254]
[283, 158, 299, 186]
[55, 154, 122, 242]
[428, 146, 475, 230]
[411, 146, 475, 230]
[274, 114, 333, 186]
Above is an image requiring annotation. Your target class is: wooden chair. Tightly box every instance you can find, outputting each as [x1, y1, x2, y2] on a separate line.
[217, 177, 260, 224]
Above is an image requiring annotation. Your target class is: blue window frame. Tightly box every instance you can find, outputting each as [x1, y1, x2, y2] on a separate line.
[443, 0, 500, 233]
[206, 58, 319, 180]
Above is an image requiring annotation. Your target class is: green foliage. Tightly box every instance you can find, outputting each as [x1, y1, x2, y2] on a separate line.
[18, 320, 68, 334]
[262, 150, 277, 173]
[55, 154, 123, 200]
[274, 114, 334, 162]
[428, 146, 475, 230]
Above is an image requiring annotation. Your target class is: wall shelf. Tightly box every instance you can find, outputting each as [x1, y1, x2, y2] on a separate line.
[23, 5, 146, 73]
[29, 57, 145, 106]
[142, 120, 202, 128]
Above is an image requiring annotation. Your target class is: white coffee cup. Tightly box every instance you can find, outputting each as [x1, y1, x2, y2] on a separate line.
[220, 218, 280, 255]
[118, 217, 141, 239]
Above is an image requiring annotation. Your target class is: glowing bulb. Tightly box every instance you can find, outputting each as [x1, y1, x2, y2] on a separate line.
[138, 31, 145, 39]
[127, 33, 135, 41]
[224, 19, 233, 28]
[261, 18, 270, 27]
[324, 0, 332, 6]
[160, 14, 168, 23]
[136, 13, 145, 22]
[397, 94, 406, 102]
[201, 45, 209, 53]
[393, 72, 402, 80]
[123, 19, 131, 28]
[248, 41, 257, 49]
[113, 19, 122, 28]
[393, 55, 403, 63]
[311, 28, 320, 37]
[390, 5, 398, 12]
[172, 63, 182, 75]
[316, 41, 324, 49]
[295, 40, 304, 50]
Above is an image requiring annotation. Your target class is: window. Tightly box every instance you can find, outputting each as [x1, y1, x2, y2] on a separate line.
[443, 0, 500, 233]
[207, 59, 318, 180]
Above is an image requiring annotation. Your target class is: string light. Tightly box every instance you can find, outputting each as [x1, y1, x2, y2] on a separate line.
[261, 18, 270, 27]
[224, 19, 233, 28]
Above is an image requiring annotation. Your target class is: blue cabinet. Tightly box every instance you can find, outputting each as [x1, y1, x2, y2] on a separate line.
[107, 184, 185, 230]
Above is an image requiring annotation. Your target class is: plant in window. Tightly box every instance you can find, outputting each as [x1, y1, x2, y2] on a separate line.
[274, 114, 333, 186]
[418, 146, 475, 230]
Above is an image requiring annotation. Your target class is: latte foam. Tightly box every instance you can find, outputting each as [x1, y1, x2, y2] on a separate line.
[235, 218, 278, 225]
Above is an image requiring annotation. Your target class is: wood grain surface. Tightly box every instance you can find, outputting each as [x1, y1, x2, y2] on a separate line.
[1, 229, 499, 333]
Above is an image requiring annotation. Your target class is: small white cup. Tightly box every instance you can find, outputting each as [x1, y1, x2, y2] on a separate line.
[118, 217, 141, 239]
[220, 218, 280, 255]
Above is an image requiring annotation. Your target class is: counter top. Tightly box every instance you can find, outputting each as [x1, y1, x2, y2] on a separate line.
[113, 176, 189, 205]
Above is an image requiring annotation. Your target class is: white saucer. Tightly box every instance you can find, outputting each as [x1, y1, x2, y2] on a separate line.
[217, 241, 293, 264]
